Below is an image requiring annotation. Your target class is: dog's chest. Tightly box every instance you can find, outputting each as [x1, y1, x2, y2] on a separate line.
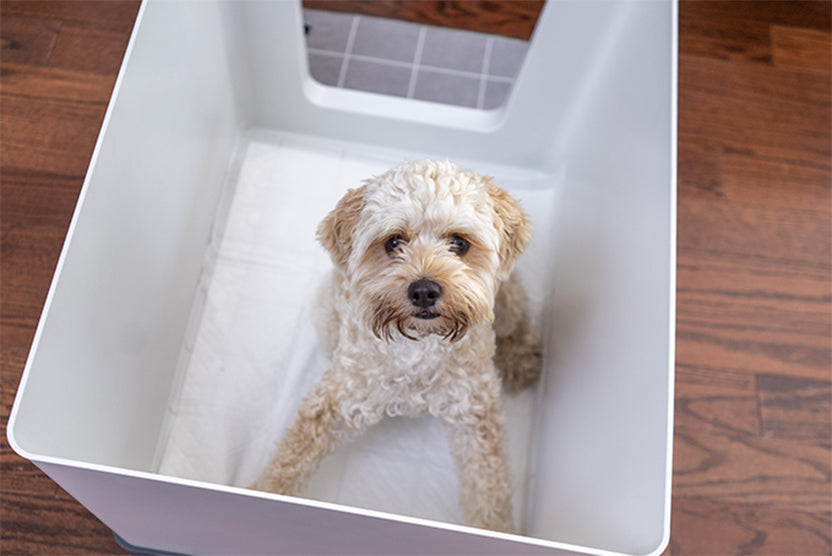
[331, 317, 496, 423]
[381, 336, 453, 375]
[359, 332, 491, 417]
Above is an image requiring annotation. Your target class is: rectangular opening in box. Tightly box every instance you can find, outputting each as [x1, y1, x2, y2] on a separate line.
[301, 5, 540, 111]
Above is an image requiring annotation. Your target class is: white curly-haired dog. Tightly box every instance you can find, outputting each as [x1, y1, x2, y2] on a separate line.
[251, 160, 541, 533]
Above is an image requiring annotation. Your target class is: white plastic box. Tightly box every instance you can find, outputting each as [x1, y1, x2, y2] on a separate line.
[8, 1, 677, 554]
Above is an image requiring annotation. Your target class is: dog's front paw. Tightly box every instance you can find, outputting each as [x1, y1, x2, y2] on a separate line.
[247, 473, 276, 494]
[470, 510, 515, 535]
[248, 468, 297, 496]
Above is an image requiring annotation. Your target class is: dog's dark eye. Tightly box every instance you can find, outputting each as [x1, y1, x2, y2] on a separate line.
[449, 235, 470, 255]
[385, 235, 404, 253]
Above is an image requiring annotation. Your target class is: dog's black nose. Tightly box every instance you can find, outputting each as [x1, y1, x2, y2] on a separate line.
[408, 279, 442, 308]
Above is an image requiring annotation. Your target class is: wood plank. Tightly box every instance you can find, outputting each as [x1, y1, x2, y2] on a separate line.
[676, 253, 831, 381]
[0, 62, 117, 177]
[0, 168, 82, 354]
[673, 424, 830, 512]
[675, 361, 760, 437]
[676, 139, 832, 217]
[678, 197, 830, 268]
[0, 95, 108, 177]
[679, 13, 772, 64]
[670, 496, 832, 556]
[674, 363, 831, 522]
[50, 22, 135, 74]
[772, 25, 832, 73]
[679, 54, 831, 166]
[302, 0, 544, 40]
[680, 1, 832, 34]
[0, 491, 123, 555]
[1, 1, 140, 34]
[0, 281, 51, 350]
[0, 167, 83, 226]
[722, 151, 831, 212]
[0, 14, 61, 66]
[674, 356, 830, 519]
[0, 347, 59, 498]
[757, 373, 832, 444]
[0, 223, 68, 291]
[1, 62, 117, 103]
[677, 140, 724, 199]
[679, 1, 831, 65]
[675, 361, 756, 394]
[0, 436, 59, 498]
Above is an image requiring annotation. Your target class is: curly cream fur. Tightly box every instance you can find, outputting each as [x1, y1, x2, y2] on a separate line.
[251, 160, 542, 533]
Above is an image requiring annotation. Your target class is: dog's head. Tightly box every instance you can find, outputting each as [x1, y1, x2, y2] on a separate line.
[318, 160, 531, 342]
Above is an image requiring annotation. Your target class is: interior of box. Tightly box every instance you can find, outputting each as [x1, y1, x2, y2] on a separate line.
[154, 132, 560, 531]
[9, 1, 675, 554]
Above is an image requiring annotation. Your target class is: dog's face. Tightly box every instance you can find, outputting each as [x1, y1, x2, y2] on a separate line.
[318, 161, 531, 342]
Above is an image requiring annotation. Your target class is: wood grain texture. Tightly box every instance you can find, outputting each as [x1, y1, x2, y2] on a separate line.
[772, 25, 832, 72]
[1, 491, 122, 555]
[302, 0, 546, 40]
[673, 2, 831, 554]
[0, 14, 61, 66]
[1, 1, 830, 555]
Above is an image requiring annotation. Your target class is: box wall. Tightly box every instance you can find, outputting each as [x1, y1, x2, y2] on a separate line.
[527, 2, 676, 553]
[9, 1, 241, 471]
[218, 1, 626, 170]
[34, 460, 583, 556]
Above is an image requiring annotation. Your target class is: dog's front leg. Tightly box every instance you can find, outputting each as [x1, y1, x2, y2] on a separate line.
[250, 380, 349, 496]
[444, 401, 515, 533]
[493, 272, 542, 392]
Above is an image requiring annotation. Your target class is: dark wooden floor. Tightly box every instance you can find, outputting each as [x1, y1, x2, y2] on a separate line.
[1, 1, 830, 554]
[302, 0, 545, 40]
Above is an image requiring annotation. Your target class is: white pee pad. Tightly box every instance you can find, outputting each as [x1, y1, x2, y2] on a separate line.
[157, 133, 559, 531]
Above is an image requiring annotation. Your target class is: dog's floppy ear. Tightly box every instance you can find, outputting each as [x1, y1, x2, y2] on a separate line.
[488, 183, 532, 277]
[317, 185, 367, 271]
